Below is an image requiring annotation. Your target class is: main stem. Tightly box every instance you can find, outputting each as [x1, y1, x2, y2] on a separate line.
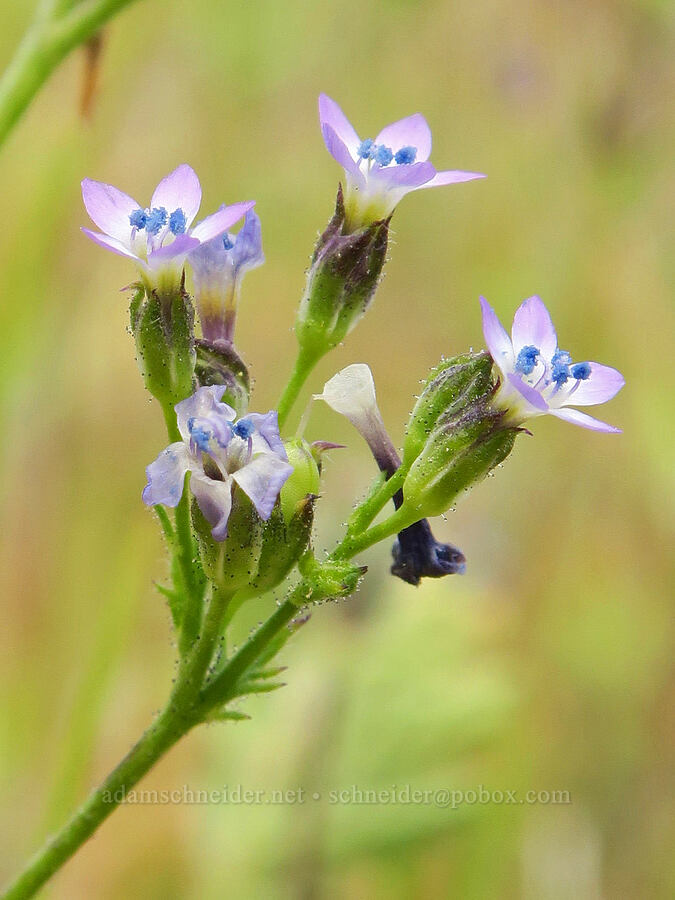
[0, 0, 143, 150]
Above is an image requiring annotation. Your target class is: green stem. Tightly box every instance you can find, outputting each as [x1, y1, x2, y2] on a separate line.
[346, 466, 407, 535]
[277, 346, 322, 431]
[333, 505, 417, 562]
[1, 706, 189, 900]
[2, 583, 233, 900]
[0, 0, 143, 150]
[160, 403, 205, 653]
[197, 599, 299, 712]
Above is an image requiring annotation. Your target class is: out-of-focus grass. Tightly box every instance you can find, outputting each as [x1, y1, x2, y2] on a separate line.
[0, 0, 673, 897]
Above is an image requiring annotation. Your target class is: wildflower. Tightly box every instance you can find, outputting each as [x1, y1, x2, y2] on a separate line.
[143, 386, 292, 541]
[189, 209, 264, 344]
[318, 94, 484, 228]
[82, 164, 254, 295]
[480, 295, 625, 432]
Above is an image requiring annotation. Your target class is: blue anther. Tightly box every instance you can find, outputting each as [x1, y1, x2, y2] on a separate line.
[394, 145, 417, 165]
[374, 144, 394, 166]
[129, 208, 147, 230]
[357, 138, 375, 159]
[515, 345, 540, 375]
[551, 349, 572, 367]
[145, 206, 168, 235]
[169, 208, 186, 235]
[233, 419, 255, 440]
[571, 362, 591, 380]
[190, 425, 212, 452]
[222, 234, 234, 251]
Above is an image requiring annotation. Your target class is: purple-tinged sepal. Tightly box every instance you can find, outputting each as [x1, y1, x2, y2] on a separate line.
[295, 186, 389, 360]
[480, 295, 625, 433]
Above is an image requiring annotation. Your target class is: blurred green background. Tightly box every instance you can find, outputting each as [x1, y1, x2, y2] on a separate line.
[0, 0, 673, 897]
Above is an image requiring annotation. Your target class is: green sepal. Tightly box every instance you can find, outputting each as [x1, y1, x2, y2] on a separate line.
[401, 401, 518, 520]
[155, 582, 185, 631]
[130, 281, 196, 408]
[403, 351, 494, 467]
[293, 553, 367, 606]
[191, 486, 263, 594]
[206, 709, 251, 723]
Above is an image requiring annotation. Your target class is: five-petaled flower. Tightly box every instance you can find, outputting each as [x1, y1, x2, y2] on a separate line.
[143, 386, 293, 540]
[318, 93, 484, 229]
[480, 295, 625, 433]
[81, 164, 254, 295]
[189, 209, 264, 344]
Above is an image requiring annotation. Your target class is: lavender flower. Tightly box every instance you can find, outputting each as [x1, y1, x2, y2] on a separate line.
[143, 386, 292, 540]
[189, 209, 264, 344]
[81, 164, 254, 294]
[318, 94, 484, 228]
[480, 295, 625, 433]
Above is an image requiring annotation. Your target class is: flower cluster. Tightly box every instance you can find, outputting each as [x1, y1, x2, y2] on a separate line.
[143, 386, 292, 541]
[81, 94, 625, 592]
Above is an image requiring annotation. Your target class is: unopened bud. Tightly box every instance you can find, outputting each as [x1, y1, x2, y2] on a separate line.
[400, 401, 517, 520]
[403, 352, 494, 468]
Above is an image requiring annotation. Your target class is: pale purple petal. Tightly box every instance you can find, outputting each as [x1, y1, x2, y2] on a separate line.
[563, 363, 625, 406]
[511, 295, 558, 360]
[175, 385, 235, 443]
[321, 124, 363, 178]
[146, 234, 200, 266]
[415, 169, 486, 189]
[81, 228, 140, 261]
[375, 113, 432, 160]
[142, 443, 191, 507]
[151, 164, 202, 229]
[371, 160, 436, 189]
[190, 472, 233, 541]
[190, 201, 255, 243]
[81, 179, 139, 244]
[480, 297, 514, 372]
[232, 209, 264, 272]
[549, 407, 622, 433]
[245, 411, 287, 459]
[232, 454, 293, 520]
[506, 373, 549, 412]
[318, 94, 361, 155]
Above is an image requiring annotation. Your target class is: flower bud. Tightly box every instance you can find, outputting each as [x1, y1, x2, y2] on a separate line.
[130, 282, 196, 409]
[294, 553, 367, 606]
[403, 351, 494, 468]
[295, 186, 389, 358]
[400, 401, 517, 520]
[194, 338, 250, 416]
[191, 485, 263, 594]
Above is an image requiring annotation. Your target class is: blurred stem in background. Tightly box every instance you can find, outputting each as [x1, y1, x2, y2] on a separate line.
[0, 0, 143, 149]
